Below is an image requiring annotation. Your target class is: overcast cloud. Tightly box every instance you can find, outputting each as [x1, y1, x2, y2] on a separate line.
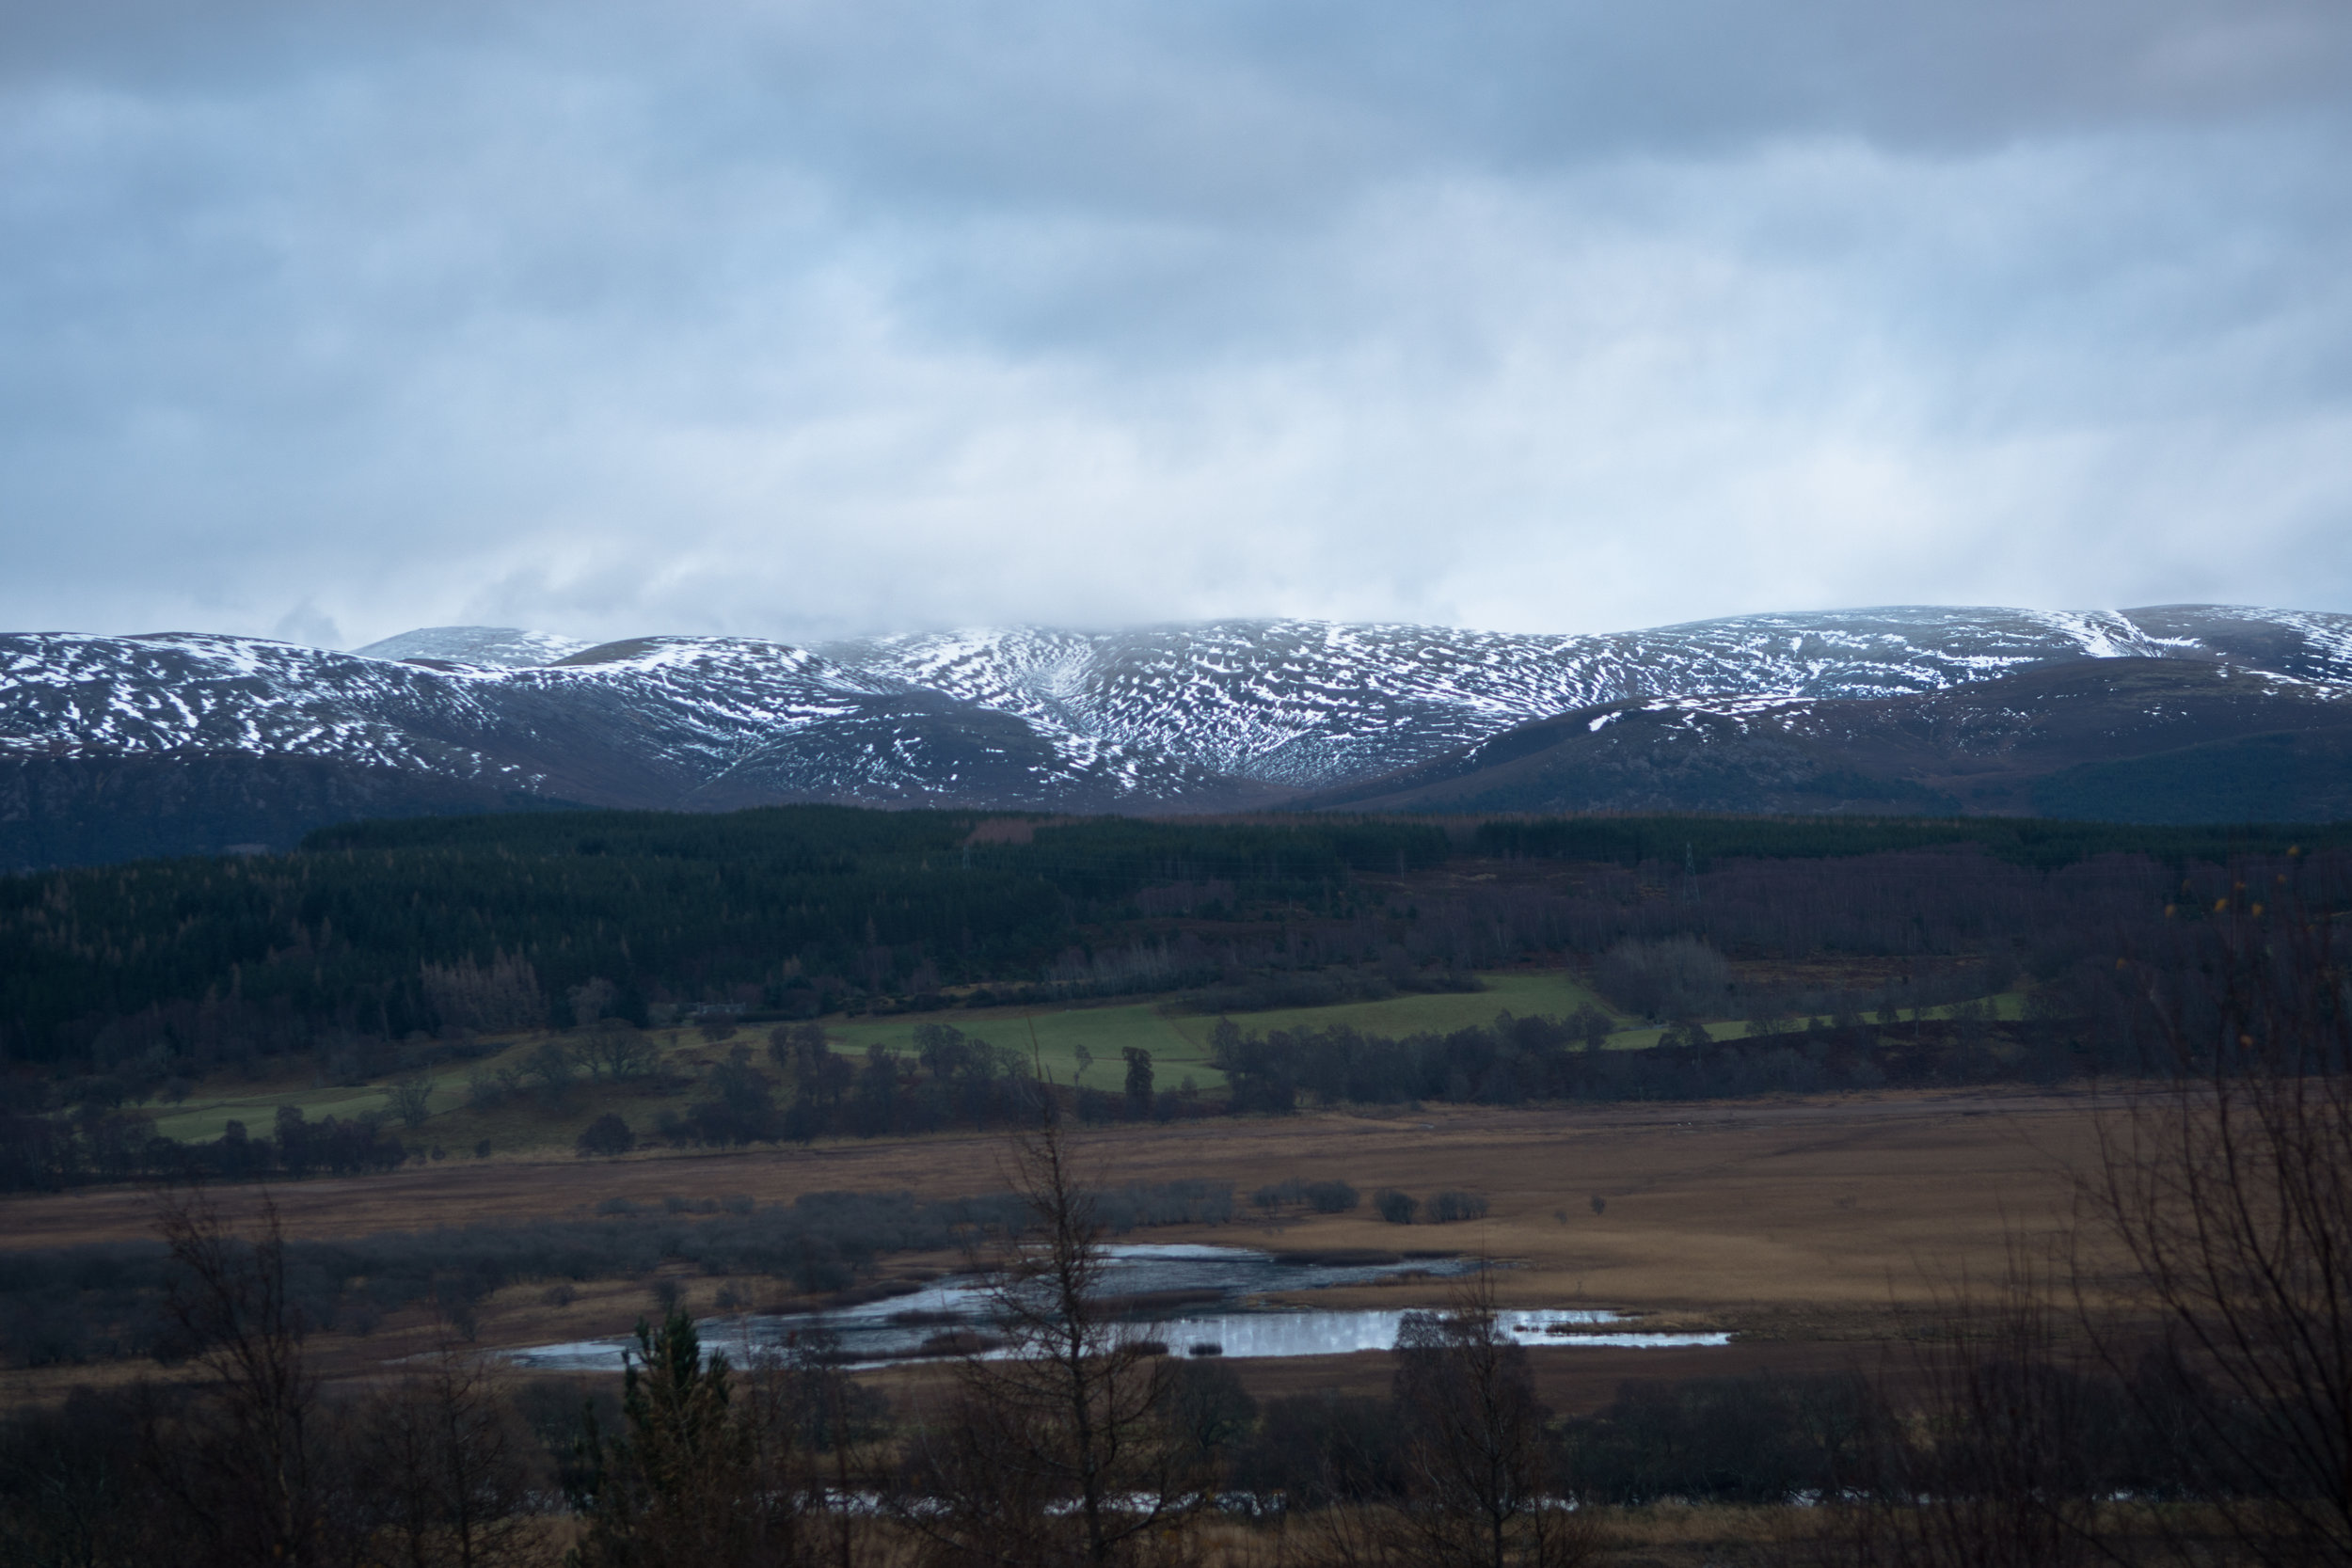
[3, 0, 2348, 648]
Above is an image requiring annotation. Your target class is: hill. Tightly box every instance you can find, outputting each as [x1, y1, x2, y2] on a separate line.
[1306, 657, 2352, 822]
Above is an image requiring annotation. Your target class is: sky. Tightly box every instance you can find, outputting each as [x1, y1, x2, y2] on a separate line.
[3, 0, 2349, 650]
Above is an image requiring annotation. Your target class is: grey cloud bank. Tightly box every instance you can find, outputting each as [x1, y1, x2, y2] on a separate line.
[2, 0, 2347, 648]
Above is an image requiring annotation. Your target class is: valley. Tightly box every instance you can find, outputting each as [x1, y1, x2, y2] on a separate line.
[2, 705, 2345, 1563]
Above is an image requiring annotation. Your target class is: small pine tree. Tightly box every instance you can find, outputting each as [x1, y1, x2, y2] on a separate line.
[1121, 1047, 1153, 1120]
[569, 1310, 810, 1567]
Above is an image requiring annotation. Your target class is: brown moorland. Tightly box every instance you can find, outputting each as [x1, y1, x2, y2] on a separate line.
[0, 1086, 2103, 1412]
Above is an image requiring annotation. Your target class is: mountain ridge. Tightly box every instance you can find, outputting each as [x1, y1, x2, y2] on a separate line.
[5, 603, 2348, 865]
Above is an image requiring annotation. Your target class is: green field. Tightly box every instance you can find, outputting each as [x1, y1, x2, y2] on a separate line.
[825, 970, 1624, 1089]
[140, 975, 1616, 1143]
[138, 974, 2026, 1148]
[150, 1082, 412, 1144]
[143, 1035, 562, 1144]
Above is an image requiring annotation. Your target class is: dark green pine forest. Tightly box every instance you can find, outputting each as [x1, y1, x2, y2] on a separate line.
[5, 803, 2349, 1082]
[0, 808, 1450, 1070]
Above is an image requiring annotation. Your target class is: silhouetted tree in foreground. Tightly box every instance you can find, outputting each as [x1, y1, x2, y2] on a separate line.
[143, 1189, 341, 1566]
[896, 1101, 1209, 1567]
[95, 1190, 552, 1567]
[1810, 1248, 2107, 1568]
[1305, 1270, 1594, 1568]
[1800, 879, 2352, 1568]
[354, 1341, 540, 1568]
[2079, 886, 2352, 1566]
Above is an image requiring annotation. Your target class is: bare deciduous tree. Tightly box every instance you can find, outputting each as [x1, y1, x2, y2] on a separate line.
[578, 1021, 661, 1083]
[2081, 886, 2352, 1565]
[899, 1102, 1207, 1567]
[1308, 1269, 1595, 1568]
[350, 1338, 542, 1568]
[384, 1072, 437, 1129]
[1814, 1244, 2108, 1568]
[144, 1188, 345, 1567]
[1813, 875, 2352, 1568]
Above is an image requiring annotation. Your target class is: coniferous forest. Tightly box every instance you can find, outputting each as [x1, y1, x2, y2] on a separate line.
[0, 804, 2344, 1193]
[6, 804, 2345, 1076]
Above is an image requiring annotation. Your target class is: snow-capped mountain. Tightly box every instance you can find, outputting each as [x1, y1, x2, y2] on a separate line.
[351, 626, 593, 667]
[5, 604, 2350, 865]
[0, 631, 1228, 815]
[825, 606, 2352, 787]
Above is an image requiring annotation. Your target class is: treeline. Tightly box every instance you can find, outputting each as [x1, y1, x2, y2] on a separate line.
[0, 808, 1445, 1070]
[6, 803, 2348, 1092]
[0, 873, 2278, 1193]
[1470, 813, 2352, 871]
[0, 959, 2191, 1196]
[545, 1024, 1215, 1160]
[1210, 1003, 2084, 1114]
[0, 1101, 409, 1194]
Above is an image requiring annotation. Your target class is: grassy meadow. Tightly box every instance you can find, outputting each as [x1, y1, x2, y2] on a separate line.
[143, 969, 1632, 1153]
[132, 966, 2026, 1159]
[825, 968, 1623, 1085]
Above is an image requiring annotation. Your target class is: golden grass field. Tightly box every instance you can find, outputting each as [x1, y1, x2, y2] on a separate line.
[2, 1079, 2108, 1562]
[2, 1085, 2101, 1420]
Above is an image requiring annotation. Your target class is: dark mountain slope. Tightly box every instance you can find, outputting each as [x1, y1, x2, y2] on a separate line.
[1307, 659, 2352, 822]
[0, 755, 577, 870]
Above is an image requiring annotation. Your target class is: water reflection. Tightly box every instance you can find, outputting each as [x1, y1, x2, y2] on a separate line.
[506, 1243, 1728, 1371]
[1102, 1310, 1727, 1361]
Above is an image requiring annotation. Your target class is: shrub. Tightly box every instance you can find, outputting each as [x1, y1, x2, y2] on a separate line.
[522, 1041, 577, 1106]
[1304, 1180, 1359, 1213]
[1251, 1180, 1305, 1213]
[1560, 1371, 1881, 1504]
[1427, 1190, 1488, 1224]
[1375, 1188, 1419, 1225]
[576, 1114, 635, 1159]
[464, 1070, 511, 1113]
[1163, 1357, 1258, 1472]
[1231, 1393, 1401, 1504]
